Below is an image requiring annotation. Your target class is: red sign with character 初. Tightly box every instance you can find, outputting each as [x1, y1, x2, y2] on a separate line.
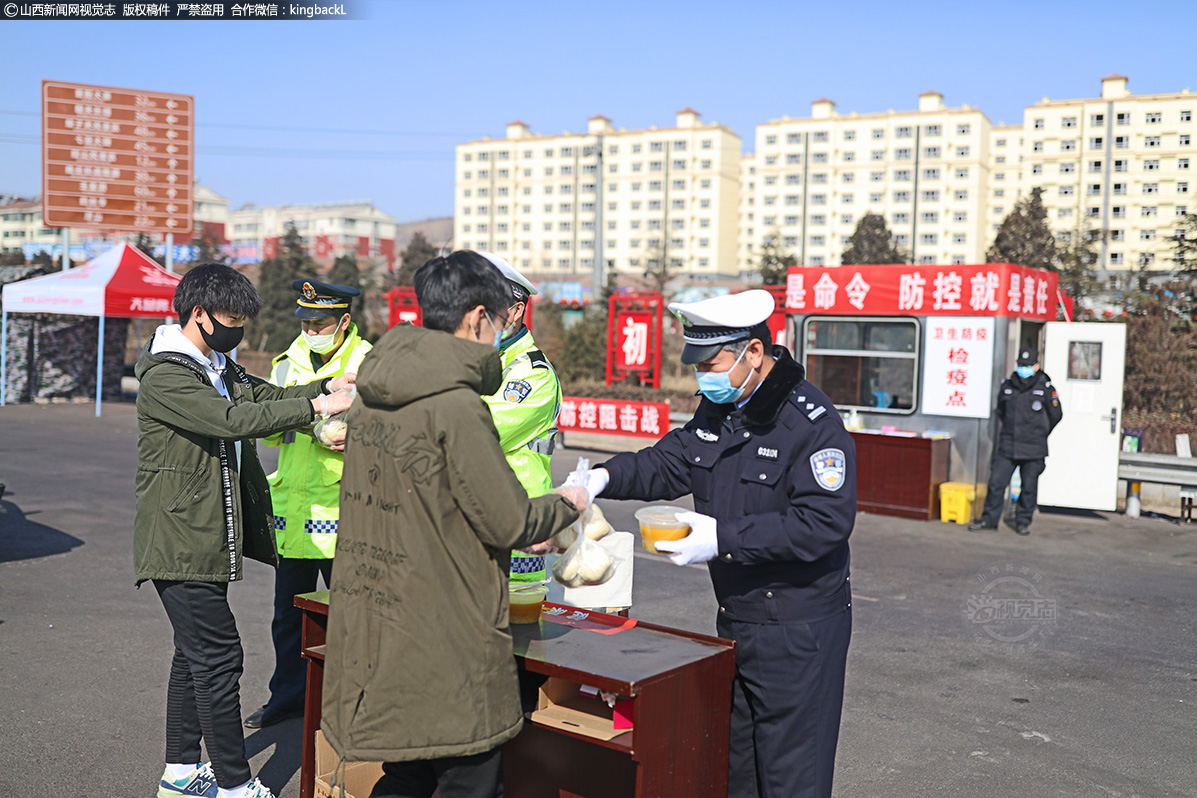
[785, 263, 1059, 320]
[559, 397, 670, 440]
[607, 292, 664, 389]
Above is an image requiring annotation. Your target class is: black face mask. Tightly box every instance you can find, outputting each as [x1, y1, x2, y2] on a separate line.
[198, 310, 245, 353]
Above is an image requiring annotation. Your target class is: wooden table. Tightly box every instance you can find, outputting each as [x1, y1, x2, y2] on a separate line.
[851, 430, 951, 520]
[297, 591, 736, 798]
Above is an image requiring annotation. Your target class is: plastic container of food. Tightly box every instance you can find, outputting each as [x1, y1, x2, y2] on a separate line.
[508, 583, 548, 624]
[634, 506, 692, 554]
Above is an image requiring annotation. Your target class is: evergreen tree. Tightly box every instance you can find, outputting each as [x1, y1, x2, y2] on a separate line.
[841, 213, 906, 265]
[133, 233, 166, 266]
[0, 250, 26, 266]
[395, 232, 440, 286]
[1055, 224, 1105, 312]
[757, 231, 796, 285]
[1173, 212, 1197, 274]
[327, 254, 370, 342]
[248, 224, 312, 352]
[189, 224, 229, 271]
[986, 187, 1057, 271]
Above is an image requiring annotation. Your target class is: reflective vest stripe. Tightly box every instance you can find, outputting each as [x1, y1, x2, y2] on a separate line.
[525, 432, 558, 455]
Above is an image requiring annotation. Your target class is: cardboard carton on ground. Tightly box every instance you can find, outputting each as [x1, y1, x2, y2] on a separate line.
[314, 729, 384, 798]
[530, 677, 632, 741]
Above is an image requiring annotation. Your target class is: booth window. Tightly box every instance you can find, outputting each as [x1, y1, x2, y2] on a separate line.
[803, 317, 919, 413]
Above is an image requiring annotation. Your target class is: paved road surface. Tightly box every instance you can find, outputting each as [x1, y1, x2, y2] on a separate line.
[1, 402, 1193, 797]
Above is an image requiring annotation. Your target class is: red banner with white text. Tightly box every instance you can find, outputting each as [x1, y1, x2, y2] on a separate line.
[785, 263, 1059, 320]
[559, 397, 670, 439]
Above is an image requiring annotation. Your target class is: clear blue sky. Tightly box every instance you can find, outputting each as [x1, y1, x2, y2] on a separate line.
[2, 0, 1194, 223]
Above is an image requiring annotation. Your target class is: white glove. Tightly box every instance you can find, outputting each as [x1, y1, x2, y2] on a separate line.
[565, 468, 610, 502]
[655, 511, 719, 566]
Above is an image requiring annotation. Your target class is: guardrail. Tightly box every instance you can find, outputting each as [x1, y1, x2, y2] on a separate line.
[1118, 452, 1197, 488]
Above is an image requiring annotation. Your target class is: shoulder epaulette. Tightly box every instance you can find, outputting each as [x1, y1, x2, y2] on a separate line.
[789, 391, 830, 423]
[528, 349, 550, 369]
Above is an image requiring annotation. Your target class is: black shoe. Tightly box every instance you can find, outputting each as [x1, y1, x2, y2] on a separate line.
[1016, 525, 1032, 536]
[968, 522, 998, 532]
[244, 703, 304, 729]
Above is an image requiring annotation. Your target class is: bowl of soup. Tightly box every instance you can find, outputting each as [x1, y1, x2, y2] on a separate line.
[634, 506, 692, 554]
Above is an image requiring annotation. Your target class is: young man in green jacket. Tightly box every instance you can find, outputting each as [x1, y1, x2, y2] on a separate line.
[134, 264, 354, 798]
[321, 251, 586, 798]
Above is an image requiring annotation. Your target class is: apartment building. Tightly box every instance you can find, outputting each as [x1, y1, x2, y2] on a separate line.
[1014, 74, 1195, 273]
[226, 200, 398, 269]
[986, 123, 1024, 238]
[743, 92, 995, 271]
[454, 109, 742, 285]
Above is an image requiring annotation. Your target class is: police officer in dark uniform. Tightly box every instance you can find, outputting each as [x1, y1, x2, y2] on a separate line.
[573, 289, 855, 798]
[970, 346, 1063, 536]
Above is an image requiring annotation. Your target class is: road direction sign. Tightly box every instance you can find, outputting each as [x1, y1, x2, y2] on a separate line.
[42, 81, 194, 235]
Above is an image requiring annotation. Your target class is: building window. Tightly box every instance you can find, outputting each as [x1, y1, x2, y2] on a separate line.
[1033, 142, 1044, 153]
[1090, 136, 1104, 149]
[809, 235, 825, 246]
[957, 124, 971, 135]
[1033, 118, 1045, 130]
[1114, 136, 1129, 149]
[895, 148, 912, 160]
[812, 173, 829, 184]
[1144, 183, 1159, 194]
[871, 150, 885, 161]
[896, 126, 913, 138]
[1090, 113, 1105, 126]
[1180, 182, 1190, 194]
[813, 152, 829, 164]
[953, 211, 967, 222]
[954, 189, 968, 200]
[844, 130, 857, 141]
[1146, 112, 1162, 124]
[921, 233, 937, 244]
[1183, 135, 1192, 146]
[872, 129, 885, 139]
[955, 167, 969, 178]
[924, 146, 941, 158]
[894, 169, 912, 181]
[841, 214, 854, 225]
[995, 172, 1006, 181]
[955, 146, 970, 158]
[994, 189, 1005, 197]
[996, 156, 1007, 164]
[923, 167, 940, 180]
[1063, 116, 1077, 128]
[803, 318, 918, 412]
[842, 173, 855, 183]
[843, 151, 856, 162]
[1146, 136, 1161, 148]
[842, 193, 855, 204]
[869, 192, 883, 203]
[1116, 112, 1129, 126]
[811, 214, 827, 225]
[1182, 111, 1192, 122]
[892, 212, 910, 223]
[1110, 253, 1123, 265]
[925, 124, 942, 136]
[1032, 164, 1043, 175]
[813, 131, 829, 143]
[996, 138, 1006, 147]
[812, 194, 827, 205]
[1061, 162, 1076, 174]
[702, 139, 712, 150]
[922, 190, 940, 202]
[1062, 140, 1077, 151]
[921, 211, 939, 223]
[952, 233, 967, 244]
[893, 191, 911, 202]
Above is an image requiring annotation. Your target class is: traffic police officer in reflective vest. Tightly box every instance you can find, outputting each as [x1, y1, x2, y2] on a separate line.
[478, 252, 562, 583]
[246, 279, 372, 729]
[575, 289, 856, 798]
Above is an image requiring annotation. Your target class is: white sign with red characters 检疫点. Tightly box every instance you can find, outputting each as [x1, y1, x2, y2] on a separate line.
[785, 263, 1058, 320]
[921, 317, 995, 419]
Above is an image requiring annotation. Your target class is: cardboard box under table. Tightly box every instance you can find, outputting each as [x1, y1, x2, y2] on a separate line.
[296, 591, 736, 798]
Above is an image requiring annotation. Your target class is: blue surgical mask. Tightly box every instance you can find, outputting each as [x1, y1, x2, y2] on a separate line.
[695, 347, 750, 404]
[1016, 365, 1035, 379]
[483, 312, 503, 348]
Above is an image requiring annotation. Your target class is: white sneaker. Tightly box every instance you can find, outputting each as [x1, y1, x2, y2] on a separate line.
[218, 778, 275, 798]
[158, 762, 218, 797]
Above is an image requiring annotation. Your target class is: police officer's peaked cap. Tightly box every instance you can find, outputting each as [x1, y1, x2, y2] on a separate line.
[669, 289, 776, 364]
[1017, 346, 1039, 366]
[477, 251, 539, 301]
[291, 279, 360, 320]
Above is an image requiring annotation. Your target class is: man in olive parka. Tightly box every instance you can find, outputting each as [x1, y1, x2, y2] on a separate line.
[321, 251, 585, 798]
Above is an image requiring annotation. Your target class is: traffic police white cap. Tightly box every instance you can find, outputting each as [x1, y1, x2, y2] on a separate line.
[477, 251, 539, 301]
[668, 289, 776, 364]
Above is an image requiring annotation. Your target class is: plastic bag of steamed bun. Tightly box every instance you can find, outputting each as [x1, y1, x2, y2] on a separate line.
[313, 387, 354, 449]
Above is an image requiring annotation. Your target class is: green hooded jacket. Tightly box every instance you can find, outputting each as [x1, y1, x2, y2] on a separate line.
[133, 340, 325, 586]
[321, 324, 579, 763]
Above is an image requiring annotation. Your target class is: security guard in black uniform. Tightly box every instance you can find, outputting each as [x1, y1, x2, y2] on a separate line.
[574, 289, 856, 798]
[970, 346, 1063, 536]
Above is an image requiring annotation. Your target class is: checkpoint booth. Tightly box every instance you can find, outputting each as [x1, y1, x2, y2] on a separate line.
[784, 263, 1126, 518]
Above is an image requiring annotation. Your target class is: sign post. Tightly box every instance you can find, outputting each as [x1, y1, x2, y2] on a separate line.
[607, 292, 663, 389]
[42, 80, 195, 237]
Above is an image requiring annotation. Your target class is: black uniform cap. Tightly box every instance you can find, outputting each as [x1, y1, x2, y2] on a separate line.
[292, 279, 360, 320]
[1017, 347, 1039, 366]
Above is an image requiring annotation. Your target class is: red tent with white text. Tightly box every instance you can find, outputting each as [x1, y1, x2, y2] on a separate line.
[1, 242, 182, 416]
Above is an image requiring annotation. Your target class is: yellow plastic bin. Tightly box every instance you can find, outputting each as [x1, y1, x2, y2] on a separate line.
[939, 482, 976, 524]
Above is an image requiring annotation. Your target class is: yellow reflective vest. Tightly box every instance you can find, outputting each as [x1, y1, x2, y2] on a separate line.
[482, 327, 561, 581]
[263, 324, 372, 559]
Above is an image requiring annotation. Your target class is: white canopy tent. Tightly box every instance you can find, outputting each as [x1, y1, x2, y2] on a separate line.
[1, 243, 181, 416]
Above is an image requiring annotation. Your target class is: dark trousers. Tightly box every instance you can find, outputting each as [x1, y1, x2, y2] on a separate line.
[369, 747, 504, 798]
[719, 606, 852, 798]
[980, 453, 1046, 528]
[267, 557, 333, 710]
[154, 579, 251, 789]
